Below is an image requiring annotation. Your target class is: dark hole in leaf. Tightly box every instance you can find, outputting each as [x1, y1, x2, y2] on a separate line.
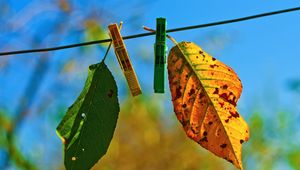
[107, 89, 113, 98]
[189, 88, 195, 96]
[199, 136, 208, 142]
[220, 143, 227, 148]
[213, 88, 219, 94]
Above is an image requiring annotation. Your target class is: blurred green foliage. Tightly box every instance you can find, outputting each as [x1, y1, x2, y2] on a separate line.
[85, 20, 109, 43]
[90, 95, 298, 170]
[4, 92, 300, 169]
[93, 96, 228, 170]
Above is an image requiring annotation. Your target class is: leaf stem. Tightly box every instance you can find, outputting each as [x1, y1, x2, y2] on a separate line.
[143, 26, 178, 45]
[101, 42, 112, 62]
[102, 21, 123, 62]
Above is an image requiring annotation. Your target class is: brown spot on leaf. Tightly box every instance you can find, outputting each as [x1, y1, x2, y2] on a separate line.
[230, 111, 240, 118]
[191, 127, 199, 134]
[208, 121, 213, 125]
[182, 104, 187, 108]
[245, 136, 249, 141]
[212, 57, 216, 61]
[188, 88, 196, 96]
[199, 136, 208, 142]
[240, 139, 244, 144]
[219, 93, 237, 106]
[213, 88, 219, 94]
[107, 89, 113, 98]
[199, 91, 205, 98]
[220, 143, 227, 148]
[219, 102, 224, 107]
[182, 120, 189, 126]
[203, 131, 208, 136]
[220, 93, 228, 100]
[222, 85, 228, 89]
[175, 86, 182, 99]
[225, 119, 229, 123]
[209, 64, 219, 68]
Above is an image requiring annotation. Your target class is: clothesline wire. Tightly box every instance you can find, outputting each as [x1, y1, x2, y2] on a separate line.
[1, 6, 300, 56]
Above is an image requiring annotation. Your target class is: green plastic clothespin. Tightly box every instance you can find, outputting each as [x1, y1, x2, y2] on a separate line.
[154, 18, 167, 93]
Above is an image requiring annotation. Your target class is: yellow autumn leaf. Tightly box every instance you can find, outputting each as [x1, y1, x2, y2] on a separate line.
[168, 41, 250, 170]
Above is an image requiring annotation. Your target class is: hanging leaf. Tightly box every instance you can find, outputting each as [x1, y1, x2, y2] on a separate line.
[56, 62, 120, 170]
[168, 42, 249, 170]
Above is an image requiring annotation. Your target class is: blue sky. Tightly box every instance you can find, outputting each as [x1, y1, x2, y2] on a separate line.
[127, 0, 300, 112]
[84, 0, 300, 123]
[1, 0, 300, 112]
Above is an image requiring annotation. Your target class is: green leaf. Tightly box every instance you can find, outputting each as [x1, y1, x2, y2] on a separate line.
[56, 62, 120, 170]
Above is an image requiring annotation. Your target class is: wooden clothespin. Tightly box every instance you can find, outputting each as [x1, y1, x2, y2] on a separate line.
[108, 23, 142, 97]
[154, 18, 167, 93]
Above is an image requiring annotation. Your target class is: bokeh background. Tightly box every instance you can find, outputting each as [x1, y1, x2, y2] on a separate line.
[1, 0, 300, 170]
